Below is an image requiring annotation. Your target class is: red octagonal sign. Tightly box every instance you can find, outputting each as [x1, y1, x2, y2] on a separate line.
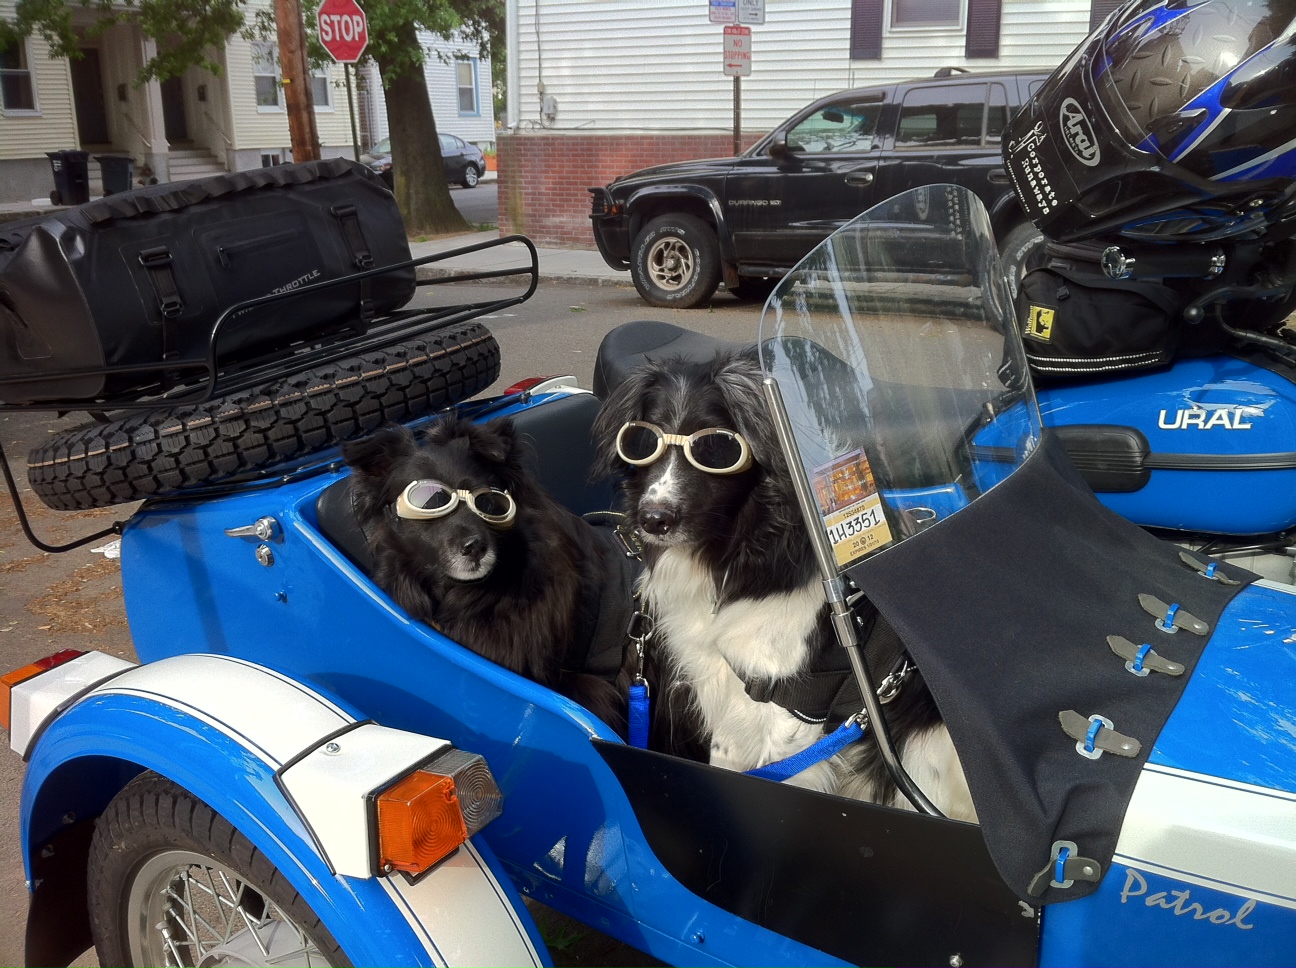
[317, 0, 368, 63]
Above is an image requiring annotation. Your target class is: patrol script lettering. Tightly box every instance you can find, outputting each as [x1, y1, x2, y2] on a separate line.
[1120, 869, 1256, 930]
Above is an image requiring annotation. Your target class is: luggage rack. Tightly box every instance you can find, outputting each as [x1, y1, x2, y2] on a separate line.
[0, 234, 539, 414]
[0, 233, 538, 555]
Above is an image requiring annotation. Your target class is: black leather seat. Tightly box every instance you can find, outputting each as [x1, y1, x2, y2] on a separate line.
[592, 320, 754, 399]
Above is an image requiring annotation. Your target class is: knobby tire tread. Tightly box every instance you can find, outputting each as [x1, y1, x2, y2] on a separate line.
[27, 320, 501, 510]
[88, 771, 350, 968]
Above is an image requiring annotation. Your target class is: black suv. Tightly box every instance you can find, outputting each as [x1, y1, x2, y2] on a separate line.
[590, 69, 1050, 308]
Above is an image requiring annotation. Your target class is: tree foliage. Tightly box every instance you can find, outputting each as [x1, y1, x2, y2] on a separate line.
[1, 0, 500, 235]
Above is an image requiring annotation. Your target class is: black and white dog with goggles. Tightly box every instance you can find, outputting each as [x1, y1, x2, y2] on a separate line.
[592, 352, 975, 816]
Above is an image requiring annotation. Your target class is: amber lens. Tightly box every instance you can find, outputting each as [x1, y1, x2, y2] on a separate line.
[376, 770, 468, 875]
[689, 430, 745, 470]
[618, 423, 662, 463]
[406, 481, 454, 511]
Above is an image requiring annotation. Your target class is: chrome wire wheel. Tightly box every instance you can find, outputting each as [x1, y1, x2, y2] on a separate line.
[646, 235, 696, 292]
[128, 850, 327, 967]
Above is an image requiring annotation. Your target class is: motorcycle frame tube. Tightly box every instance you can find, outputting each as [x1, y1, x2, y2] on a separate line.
[20, 676, 547, 968]
[119, 390, 855, 968]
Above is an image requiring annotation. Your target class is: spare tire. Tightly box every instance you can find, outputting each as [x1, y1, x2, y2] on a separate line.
[27, 320, 501, 511]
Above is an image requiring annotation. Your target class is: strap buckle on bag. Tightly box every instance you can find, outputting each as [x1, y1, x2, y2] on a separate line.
[138, 246, 183, 318]
[330, 204, 375, 269]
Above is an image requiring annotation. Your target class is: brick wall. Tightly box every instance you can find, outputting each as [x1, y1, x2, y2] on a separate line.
[497, 131, 764, 248]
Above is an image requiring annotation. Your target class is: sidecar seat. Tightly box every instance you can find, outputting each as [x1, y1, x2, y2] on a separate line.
[316, 389, 614, 575]
[593, 320, 753, 398]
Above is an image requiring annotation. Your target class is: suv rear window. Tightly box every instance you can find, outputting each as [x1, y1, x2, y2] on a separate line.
[896, 82, 1000, 149]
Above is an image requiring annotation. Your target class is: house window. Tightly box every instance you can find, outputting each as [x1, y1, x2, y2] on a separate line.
[252, 41, 281, 108]
[892, 0, 962, 27]
[253, 42, 331, 110]
[261, 151, 283, 166]
[456, 59, 478, 115]
[0, 37, 36, 112]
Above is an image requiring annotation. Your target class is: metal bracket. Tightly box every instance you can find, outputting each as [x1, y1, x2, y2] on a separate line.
[1138, 593, 1209, 635]
[1059, 710, 1142, 759]
[1107, 635, 1184, 677]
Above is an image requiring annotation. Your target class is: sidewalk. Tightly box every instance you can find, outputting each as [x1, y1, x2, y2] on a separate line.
[408, 230, 629, 289]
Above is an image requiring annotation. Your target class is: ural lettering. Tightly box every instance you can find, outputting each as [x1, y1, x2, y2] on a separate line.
[1157, 406, 1262, 430]
[1120, 869, 1256, 930]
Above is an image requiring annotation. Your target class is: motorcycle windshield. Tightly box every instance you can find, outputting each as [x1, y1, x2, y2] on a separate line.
[759, 185, 1041, 571]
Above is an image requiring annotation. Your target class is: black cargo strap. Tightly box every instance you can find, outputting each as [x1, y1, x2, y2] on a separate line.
[744, 609, 911, 730]
[139, 246, 183, 319]
[565, 517, 642, 682]
[331, 204, 376, 325]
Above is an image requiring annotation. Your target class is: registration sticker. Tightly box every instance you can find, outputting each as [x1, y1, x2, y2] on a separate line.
[810, 449, 894, 569]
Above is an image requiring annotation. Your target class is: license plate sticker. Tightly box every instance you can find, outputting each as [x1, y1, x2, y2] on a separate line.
[811, 449, 894, 569]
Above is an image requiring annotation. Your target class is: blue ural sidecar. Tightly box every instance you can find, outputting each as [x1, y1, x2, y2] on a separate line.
[5, 188, 1296, 968]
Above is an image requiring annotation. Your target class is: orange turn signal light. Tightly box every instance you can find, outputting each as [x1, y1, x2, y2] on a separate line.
[375, 769, 468, 875]
[0, 650, 84, 731]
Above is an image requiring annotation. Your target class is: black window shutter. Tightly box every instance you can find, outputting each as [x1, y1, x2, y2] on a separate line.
[850, 0, 884, 60]
[965, 0, 1002, 58]
[1089, 0, 1122, 31]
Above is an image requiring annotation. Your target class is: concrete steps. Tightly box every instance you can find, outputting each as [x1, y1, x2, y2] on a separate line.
[165, 147, 228, 184]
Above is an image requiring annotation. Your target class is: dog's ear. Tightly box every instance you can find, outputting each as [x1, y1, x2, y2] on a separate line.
[467, 417, 517, 466]
[712, 353, 786, 476]
[590, 362, 661, 480]
[341, 424, 418, 482]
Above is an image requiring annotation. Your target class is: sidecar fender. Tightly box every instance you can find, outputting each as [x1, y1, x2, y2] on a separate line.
[18, 652, 547, 968]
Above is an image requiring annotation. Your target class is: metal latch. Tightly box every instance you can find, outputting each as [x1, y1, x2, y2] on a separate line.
[224, 516, 280, 542]
[1138, 594, 1209, 635]
[1107, 635, 1184, 677]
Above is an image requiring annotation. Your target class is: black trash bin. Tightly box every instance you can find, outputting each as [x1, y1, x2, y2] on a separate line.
[46, 150, 91, 206]
[95, 154, 136, 196]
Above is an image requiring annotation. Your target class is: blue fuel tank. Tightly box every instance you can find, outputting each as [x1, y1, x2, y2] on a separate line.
[1039, 355, 1296, 535]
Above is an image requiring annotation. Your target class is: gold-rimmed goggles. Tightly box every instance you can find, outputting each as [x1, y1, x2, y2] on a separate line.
[395, 480, 517, 528]
[615, 421, 753, 475]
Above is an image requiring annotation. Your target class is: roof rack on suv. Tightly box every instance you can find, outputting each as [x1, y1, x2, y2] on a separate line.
[932, 66, 971, 77]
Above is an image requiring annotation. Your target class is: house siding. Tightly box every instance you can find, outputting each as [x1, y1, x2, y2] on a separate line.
[363, 33, 496, 149]
[508, 0, 1090, 133]
[0, 7, 77, 162]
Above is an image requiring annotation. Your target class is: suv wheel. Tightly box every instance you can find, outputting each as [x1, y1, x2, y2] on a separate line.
[1000, 222, 1048, 302]
[631, 214, 721, 309]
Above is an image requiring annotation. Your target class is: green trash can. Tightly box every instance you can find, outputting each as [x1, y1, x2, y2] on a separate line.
[95, 154, 136, 196]
[46, 150, 91, 206]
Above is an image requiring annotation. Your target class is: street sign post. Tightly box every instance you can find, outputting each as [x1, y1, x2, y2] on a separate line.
[317, 0, 367, 162]
[317, 0, 368, 63]
[738, 0, 765, 25]
[723, 24, 751, 76]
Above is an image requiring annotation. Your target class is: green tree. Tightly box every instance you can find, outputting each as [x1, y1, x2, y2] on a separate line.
[0, 0, 496, 236]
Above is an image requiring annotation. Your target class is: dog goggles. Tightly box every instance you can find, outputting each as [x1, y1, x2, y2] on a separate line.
[615, 421, 753, 475]
[395, 480, 517, 528]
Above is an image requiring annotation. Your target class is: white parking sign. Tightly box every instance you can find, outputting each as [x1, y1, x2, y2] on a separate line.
[709, 0, 736, 24]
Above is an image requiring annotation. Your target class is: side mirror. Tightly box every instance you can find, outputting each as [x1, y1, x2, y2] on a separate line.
[768, 135, 793, 162]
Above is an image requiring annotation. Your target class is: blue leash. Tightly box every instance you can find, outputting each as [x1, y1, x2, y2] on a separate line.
[745, 717, 867, 781]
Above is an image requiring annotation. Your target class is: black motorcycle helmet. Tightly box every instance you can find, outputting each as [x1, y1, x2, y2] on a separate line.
[1003, 0, 1296, 243]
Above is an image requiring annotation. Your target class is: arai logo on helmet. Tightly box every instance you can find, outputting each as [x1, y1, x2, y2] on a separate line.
[1059, 98, 1100, 167]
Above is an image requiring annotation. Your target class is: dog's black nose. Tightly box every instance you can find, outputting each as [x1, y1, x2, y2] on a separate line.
[461, 535, 487, 562]
[640, 506, 678, 536]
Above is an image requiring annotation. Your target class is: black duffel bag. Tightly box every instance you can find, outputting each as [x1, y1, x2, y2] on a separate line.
[0, 158, 415, 405]
[1015, 246, 1182, 380]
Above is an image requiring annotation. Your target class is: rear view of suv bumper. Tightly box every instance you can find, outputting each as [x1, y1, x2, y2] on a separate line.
[588, 188, 631, 270]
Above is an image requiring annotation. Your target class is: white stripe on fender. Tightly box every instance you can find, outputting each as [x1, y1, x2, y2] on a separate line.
[1114, 762, 1296, 910]
[382, 841, 544, 968]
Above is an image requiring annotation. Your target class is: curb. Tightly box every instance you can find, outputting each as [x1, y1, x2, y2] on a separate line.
[414, 266, 632, 289]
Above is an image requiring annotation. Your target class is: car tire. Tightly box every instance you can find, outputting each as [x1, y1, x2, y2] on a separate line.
[1000, 222, 1048, 303]
[88, 772, 349, 968]
[461, 164, 481, 189]
[26, 320, 501, 511]
[630, 214, 722, 309]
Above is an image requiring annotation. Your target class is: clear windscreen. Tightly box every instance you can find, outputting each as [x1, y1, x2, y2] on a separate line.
[758, 185, 1041, 570]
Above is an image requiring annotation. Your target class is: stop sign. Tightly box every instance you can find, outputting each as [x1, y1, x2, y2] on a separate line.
[317, 0, 368, 63]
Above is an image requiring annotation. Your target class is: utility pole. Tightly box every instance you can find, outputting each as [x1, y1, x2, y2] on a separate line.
[275, 0, 321, 162]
